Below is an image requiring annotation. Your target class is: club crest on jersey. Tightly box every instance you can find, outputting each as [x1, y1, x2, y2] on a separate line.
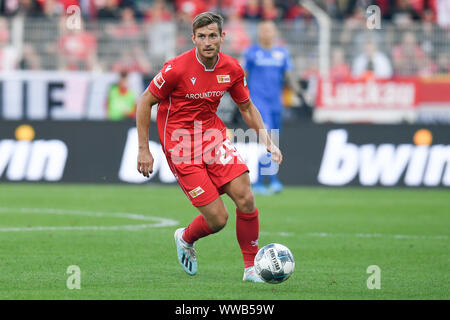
[189, 186, 205, 198]
[190, 77, 197, 85]
[153, 72, 165, 89]
[217, 75, 230, 83]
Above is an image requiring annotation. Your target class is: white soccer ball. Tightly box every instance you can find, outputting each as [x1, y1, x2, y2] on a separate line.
[254, 243, 295, 284]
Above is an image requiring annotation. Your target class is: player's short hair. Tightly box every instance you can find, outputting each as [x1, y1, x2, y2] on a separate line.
[192, 12, 223, 35]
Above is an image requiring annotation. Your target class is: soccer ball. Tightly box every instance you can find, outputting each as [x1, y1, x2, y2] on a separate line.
[254, 243, 295, 284]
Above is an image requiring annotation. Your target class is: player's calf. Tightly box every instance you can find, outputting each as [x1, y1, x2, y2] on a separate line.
[196, 198, 229, 233]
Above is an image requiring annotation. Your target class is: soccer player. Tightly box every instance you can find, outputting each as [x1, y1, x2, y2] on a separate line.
[136, 12, 282, 282]
[244, 20, 300, 195]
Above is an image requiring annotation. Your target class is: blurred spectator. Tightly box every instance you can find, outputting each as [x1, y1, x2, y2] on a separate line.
[282, 0, 305, 20]
[419, 9, 438, 58]
[144, 0, 172, 22]
[144, 0, 176, 70]
[41, 0, 64, 18]
[106, 70, 136, 121]
[261, 0, 281, 21]
[437, 0, 450, 28]
[435, 53, 450, 75]
[175, 0, 208, 23]
[56, 16, 99, 70]
[374, 0, 392, 19]
[420, 54, 437, 76]
[323, 0, 349, 20]
[1, 0, 21, 16]
[206, 0, 245, 18]
[19, 43, 41, 69]
[330, 47, 351, 81]
[343, 0, 374, 18]
[241, 0, 261, 42]
[106, 7, 140, 41]
[111, 46, 152, 74]
[339, 6, 367, 49]
[15, 0, 43, 17]
[222, 9, 250, 57]
[57, 0, 81, 10]
[242, 0, 261, 21]
[352, 39, 393, 79]
[392, 31, 426, 76]
[391, 0, 421, 27]
[0, 0, 447, 79]
[0, 17, 18, 71]
[96, 0, 120, 20]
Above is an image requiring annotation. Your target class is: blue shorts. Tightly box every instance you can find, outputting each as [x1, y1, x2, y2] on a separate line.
[252, 97, 283, 132]
[259, 109, 282, 135]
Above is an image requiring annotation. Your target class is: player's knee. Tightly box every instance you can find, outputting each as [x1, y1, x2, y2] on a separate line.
[236, 191, 255, 213]
[218, 212, 228, 229]
[209, 211, 228, 232]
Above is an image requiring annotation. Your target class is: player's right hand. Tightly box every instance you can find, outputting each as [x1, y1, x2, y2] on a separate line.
[267, 143, 283, 165]
[137, 148, 154, 177]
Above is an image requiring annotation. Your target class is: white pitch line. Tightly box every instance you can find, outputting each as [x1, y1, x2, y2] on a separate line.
[260, 231, 295, 237]
[260, 231, 448, 240]
[307, 232, 449, 240]
[0, 207, 178, 232]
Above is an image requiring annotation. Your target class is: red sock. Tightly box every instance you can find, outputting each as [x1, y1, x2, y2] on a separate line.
[182, 214, 214, 244]
[236, 208, 259, 268]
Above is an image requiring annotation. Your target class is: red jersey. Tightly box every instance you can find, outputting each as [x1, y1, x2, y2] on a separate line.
[148, 48, 250, 156]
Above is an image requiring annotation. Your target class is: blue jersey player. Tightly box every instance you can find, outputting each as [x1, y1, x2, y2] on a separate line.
[244, 20, 300, 194]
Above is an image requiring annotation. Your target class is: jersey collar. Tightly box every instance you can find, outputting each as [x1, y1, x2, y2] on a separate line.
[195, 48, 220, 72]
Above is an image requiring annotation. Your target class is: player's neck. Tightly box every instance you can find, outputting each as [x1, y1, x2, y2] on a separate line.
[196, 50, 219, 70]
[259, 42, 274, 50]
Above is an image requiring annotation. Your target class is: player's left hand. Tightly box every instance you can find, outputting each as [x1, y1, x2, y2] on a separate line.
[267, 143, 283, 165]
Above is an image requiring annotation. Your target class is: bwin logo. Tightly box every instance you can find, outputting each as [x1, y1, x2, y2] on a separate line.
[0, 125, 68, 181]
[318, 129, 450, 187]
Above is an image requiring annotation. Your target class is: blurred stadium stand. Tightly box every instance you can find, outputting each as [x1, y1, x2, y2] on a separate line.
[1, 1, 449, 187]
[0, 0, 450, 123]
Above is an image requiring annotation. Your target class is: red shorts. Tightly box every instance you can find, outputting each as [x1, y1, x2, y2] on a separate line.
[165, 138, 249, 207]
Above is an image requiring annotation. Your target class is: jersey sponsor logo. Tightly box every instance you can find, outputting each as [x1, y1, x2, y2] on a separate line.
[217, 75, 230, 83]
[153, 72, 165, 89]
[165, 64, 172, 72]
[272, 50, 285, 60]
[254, 50, 285, 67]
[189, 186, 205, 198]
[190, 77, 197, 85]
[184, 91, 226, 99]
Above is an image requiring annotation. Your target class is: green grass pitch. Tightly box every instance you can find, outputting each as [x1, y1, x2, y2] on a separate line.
[0, 184, 448, 299]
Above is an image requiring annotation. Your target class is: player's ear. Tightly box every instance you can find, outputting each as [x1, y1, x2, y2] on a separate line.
[191, 33, 195, 45]
[220, 31, 226, 42]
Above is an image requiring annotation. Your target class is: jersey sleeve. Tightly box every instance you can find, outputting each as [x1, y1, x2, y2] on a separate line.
[228, 63, 250, 105]
[147, 61, 177, 100]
